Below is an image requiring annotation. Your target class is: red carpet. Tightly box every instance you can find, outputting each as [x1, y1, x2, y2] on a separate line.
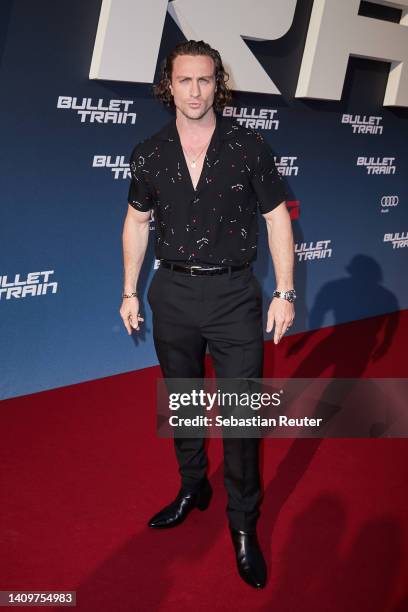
[1, 310, 407, 611]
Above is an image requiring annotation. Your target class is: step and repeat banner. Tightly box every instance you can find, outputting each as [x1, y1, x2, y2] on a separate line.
[1, 0, 407, 399]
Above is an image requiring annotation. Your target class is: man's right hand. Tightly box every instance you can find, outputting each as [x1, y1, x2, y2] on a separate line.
[119, 297, 144, 334]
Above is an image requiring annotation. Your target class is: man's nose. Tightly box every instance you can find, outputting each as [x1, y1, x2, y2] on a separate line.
[190, 80, 201, 97]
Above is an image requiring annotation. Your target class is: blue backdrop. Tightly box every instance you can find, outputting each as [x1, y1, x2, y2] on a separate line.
[1, 0, 407, 399]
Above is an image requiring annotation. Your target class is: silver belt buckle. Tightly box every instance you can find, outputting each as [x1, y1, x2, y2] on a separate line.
[189, 265, 201, 276]
[189, 265, 223, 275]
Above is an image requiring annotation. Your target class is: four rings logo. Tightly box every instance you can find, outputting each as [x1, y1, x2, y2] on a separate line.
[381, 195, 399, 213]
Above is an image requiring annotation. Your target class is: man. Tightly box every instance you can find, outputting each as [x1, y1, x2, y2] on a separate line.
[120, 40, 295, 589]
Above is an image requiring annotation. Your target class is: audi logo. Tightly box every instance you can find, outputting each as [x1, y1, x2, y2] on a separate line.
[381, 195, 399, 207]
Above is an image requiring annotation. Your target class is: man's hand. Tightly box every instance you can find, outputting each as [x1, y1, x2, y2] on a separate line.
[119, 296, 144, 334]
[266, 297, 295, 344]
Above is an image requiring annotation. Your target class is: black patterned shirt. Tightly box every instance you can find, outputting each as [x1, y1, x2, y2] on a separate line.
[127, 113, 288, 265]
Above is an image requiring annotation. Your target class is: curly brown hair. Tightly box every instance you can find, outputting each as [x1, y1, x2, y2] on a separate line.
[153, 40, 232, 112]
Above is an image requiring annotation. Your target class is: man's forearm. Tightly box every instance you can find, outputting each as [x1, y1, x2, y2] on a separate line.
[122, 215, 149, 293]
[265, 207, 295, 291]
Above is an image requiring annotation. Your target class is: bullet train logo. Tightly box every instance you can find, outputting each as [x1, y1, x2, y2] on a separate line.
[380, 195, 399, 213]
[91, 1, 408, 107]
[342, 114, 383, 135]
[57, 96, 136, 124]
[383, 232, 408, 249]
[356, 157, 396, 175]
[276, 157, 299, 177]
[223, 107, 280, 131]
[295, 240, 332, 262]
[93, 155, 130, 179]
[0, 271, 58, 300]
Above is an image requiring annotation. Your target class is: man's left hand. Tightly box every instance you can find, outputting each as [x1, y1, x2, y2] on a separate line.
[266, 297, 295, 344]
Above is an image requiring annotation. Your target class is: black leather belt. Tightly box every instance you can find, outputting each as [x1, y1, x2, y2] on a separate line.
[160, 260, 250, 276]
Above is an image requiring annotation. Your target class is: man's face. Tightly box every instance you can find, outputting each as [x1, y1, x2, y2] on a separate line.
[169, 54, 216, 121]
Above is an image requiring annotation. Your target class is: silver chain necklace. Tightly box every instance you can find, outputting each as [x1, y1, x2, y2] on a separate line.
[178, 121, 216, 168]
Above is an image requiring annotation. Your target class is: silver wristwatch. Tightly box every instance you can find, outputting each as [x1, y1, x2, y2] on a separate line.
[272, 289, 297, 303]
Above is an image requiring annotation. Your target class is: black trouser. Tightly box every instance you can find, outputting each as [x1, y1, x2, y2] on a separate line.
[147, 263, 264, 531]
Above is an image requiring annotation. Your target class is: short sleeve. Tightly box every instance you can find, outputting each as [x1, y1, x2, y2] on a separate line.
[250, 133, 288, 214]
[127, 144, 154, 212]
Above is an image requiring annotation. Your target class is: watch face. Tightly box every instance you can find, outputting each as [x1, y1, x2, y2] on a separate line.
[286, 290, 296, 302]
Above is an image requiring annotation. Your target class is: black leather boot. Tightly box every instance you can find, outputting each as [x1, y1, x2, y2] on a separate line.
[230, 527, 267, 589]
[148, 478, 212, 528]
